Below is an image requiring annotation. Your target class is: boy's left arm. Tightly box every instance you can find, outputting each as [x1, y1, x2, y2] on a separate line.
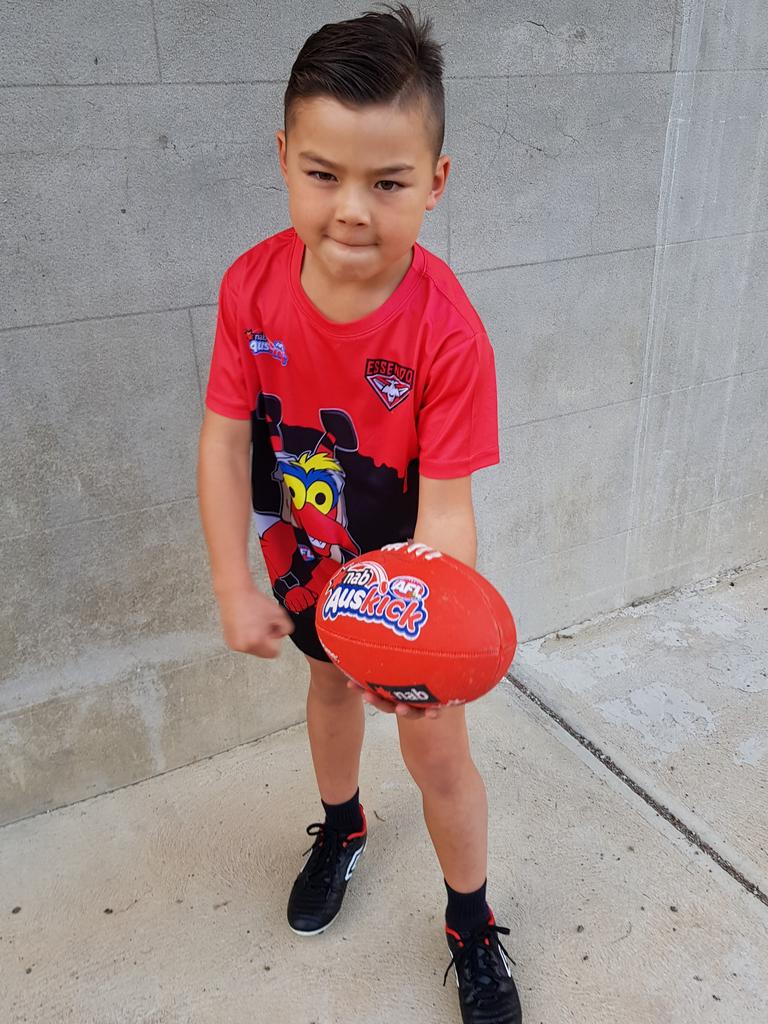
[353, 473, 477, 720]
[412, 474, 476, 570]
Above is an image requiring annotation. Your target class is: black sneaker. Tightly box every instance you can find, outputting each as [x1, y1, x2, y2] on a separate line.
[286, 808, 367, 936]
[444, 911, 523, 1024]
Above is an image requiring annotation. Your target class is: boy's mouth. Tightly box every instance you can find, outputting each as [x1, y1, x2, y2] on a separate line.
[328, 236, 374, 248]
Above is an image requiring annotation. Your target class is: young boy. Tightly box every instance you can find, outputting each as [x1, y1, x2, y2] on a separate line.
[197, 6, 522, 1022]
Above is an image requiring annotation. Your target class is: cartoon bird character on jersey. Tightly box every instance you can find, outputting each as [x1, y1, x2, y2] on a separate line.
[254, 393, 361, 614]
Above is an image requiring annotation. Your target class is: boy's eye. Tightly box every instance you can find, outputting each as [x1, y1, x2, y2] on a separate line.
[307, 171, 401, 192]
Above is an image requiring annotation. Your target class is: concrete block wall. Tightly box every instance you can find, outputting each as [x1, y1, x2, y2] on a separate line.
[1, 1, 766, 825]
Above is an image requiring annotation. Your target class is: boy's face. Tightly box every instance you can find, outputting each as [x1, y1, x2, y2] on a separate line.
[277, 96, 449, 284]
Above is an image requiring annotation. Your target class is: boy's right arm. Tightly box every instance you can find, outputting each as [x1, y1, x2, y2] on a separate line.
[197, 408, 293, 659]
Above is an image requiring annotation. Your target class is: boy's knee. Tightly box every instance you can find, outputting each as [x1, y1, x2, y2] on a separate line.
[307, 657, 354, 704]
[399, 732, 471, 797]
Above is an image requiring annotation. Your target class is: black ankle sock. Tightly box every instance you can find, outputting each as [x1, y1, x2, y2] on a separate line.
[321, 789, 363, 835]
[445, 879, 490, 936]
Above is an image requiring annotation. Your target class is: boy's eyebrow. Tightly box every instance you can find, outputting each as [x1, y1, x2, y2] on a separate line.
[298, 151, 415, 175]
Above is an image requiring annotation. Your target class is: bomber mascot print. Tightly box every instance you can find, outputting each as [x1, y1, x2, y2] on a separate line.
[254, 393, 361, 613]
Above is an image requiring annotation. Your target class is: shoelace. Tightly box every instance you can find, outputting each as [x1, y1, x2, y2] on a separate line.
[301, 823, 346, 891]
[443, 922, 517, 1004]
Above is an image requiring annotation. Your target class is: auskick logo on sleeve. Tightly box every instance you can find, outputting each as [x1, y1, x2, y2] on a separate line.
[246, 329, 288, 366]
[320, 561, 429, 640]
[365, 358, 414, 411]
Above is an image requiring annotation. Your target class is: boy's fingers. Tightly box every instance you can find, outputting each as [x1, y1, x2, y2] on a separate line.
[252, 639, 280, 659]
[362, 692, 398, 714]
[395, 703, 438, 720]
[368, 699, 394, 713]
[397, 704, 442, 720]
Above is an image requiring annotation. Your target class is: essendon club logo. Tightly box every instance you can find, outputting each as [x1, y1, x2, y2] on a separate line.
[320, 561, 429, 640]
[365, 358, 414, 411]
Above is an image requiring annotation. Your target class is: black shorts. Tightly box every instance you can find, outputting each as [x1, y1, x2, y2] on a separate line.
[285, 603, 331, 663]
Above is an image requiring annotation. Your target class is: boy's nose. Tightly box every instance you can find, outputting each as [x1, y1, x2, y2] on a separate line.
[334, 188, 370, 226]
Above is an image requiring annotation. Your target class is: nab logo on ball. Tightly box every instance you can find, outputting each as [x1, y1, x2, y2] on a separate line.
[367, 682, 440, 704]
[320, 561, 430, 641]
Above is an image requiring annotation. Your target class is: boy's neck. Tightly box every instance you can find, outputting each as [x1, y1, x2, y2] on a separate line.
[300, 244, 414, 324]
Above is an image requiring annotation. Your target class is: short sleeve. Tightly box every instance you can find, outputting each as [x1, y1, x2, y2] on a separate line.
[417, 331, 500, 478]
[204, 267, 252, 420]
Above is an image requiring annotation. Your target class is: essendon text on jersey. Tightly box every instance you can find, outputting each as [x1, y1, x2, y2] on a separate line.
[320, 562, 429, 640]
[365, 358, 414, 411]
[365, 358, 415, 384]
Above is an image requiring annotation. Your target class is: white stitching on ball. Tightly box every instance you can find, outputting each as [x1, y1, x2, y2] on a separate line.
[382, 540, 442, 560]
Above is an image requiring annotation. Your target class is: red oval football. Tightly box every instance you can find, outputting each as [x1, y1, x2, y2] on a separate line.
[315, 542, 517, 707]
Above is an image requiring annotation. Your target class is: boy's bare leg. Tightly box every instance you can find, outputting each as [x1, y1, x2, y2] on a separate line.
[395, 705, 522, 1022]
[305, 654, 365, 805]
[396, 705, 488, 891]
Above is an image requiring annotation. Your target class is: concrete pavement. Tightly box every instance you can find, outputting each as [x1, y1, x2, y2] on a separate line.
[2, 561, 768, 1023]
[514, 559, 768, 887]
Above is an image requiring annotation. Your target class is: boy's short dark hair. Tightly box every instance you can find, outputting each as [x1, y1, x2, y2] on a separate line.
[284, 3, 445, 161]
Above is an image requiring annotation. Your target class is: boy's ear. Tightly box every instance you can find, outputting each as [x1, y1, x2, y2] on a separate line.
[426, 155, 451, 212]
[276, 129, 289, 183]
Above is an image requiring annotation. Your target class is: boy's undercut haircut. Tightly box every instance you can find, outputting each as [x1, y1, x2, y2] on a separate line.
[284, 3, 445, 161]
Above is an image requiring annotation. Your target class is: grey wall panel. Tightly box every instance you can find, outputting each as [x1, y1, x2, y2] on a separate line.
[1, 311, 200, 540]
[0, 500, 215, 684]
[153, 0, 676, 81]
[153, 1, 356, 82]
[447, 74, 673, 272]
[441, 0, 676, 76]
[714, 370, 768, 502]
[665, 73, 768, 243]
[460, 248, 653, 429]
[709, 490, 768, 574]
[644, 233, 768, 392]
[474, 400, 636, 581]
[1, 82, 282, 153]
[1, 83, 287, 328]
[631, 378, 730, 528]
[0, 0, 158, 86]
[624, 506, 712, 603]
[673, 1, 768, 70]
[623, 369, 768, 545]
[478, 529, 628, 642]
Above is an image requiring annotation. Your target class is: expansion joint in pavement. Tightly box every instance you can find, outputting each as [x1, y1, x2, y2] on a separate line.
[506, 670, 768, 910]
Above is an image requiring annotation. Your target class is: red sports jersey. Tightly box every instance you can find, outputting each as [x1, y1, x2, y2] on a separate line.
[205, 227, 499, 653]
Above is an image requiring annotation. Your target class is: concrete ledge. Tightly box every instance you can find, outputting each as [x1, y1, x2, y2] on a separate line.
[0, 631, 308, 827]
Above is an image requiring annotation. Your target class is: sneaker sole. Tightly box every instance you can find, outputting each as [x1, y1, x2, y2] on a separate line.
[287, 840, 366, 937]
[288, 908, 341, 937]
